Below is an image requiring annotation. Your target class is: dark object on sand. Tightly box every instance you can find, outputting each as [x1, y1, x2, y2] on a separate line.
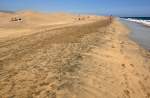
[78, 17, 85, 21]
[11, 17, 22, 22]
[78, 18, 81, 20]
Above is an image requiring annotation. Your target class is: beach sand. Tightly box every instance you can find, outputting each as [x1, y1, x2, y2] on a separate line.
[0, 11, 150, 98]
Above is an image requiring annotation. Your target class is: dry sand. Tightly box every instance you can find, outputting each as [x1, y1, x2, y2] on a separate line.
[0, 11, 150, 98]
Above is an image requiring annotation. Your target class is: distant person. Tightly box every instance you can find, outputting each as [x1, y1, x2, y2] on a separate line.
[109, 15, 113, 24]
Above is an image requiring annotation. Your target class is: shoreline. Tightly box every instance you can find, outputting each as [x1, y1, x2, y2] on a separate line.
[120, 18, 150, 50]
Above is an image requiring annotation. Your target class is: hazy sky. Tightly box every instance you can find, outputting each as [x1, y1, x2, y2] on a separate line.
[0, 0, 150, 16]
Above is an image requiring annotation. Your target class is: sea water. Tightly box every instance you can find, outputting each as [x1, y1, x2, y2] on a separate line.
[120, 18, 150, 50]
[122, 17, 150, 27]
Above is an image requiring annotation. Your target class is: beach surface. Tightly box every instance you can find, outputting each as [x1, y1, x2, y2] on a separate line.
[0, 11, 150, 98]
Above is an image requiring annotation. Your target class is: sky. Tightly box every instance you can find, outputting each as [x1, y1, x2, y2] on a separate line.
[0, 0, 150, 17]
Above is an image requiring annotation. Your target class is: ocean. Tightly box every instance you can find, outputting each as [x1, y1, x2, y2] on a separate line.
[120, 18, 150, 50]
[122, 17, 150, 20]
[121, 17, 150, 27]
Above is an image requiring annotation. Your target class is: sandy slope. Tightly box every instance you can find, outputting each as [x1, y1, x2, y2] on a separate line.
[0, 11, 103, 39]
[0, 12, 150, 98]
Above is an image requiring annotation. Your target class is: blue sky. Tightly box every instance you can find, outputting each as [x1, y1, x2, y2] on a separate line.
[0, 0, 150, 16]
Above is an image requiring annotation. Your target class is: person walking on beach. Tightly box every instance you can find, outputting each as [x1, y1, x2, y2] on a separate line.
[109, 15, 113, 24]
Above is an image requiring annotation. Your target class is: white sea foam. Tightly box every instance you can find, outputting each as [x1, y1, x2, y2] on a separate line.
[125, 18, 150, 27]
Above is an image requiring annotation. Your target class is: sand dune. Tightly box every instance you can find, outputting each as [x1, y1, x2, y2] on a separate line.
[0, 11, 104, 39]
[0, 11, 74, 28]
[0, 11, 150, 98]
